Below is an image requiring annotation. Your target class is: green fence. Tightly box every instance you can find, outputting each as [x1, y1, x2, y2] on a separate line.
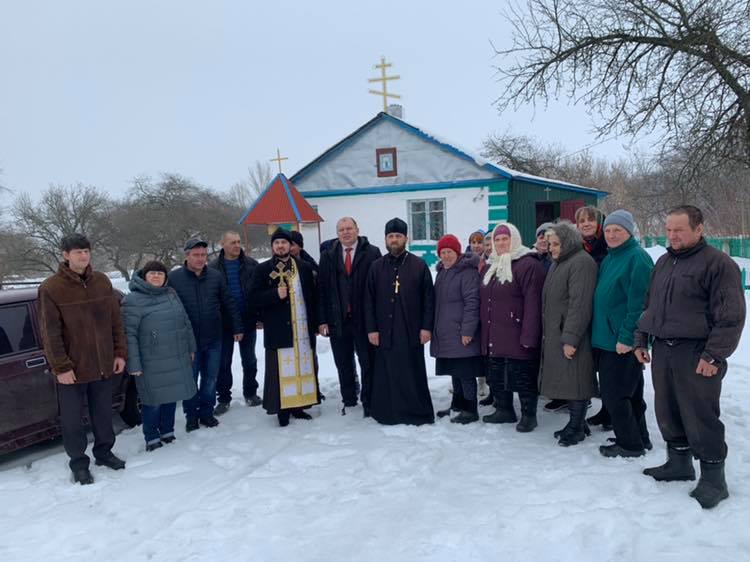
[643, 236, 750, 259]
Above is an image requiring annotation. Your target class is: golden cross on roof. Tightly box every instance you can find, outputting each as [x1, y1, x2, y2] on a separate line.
[368, 56, 401, 111]
[269, 148, 288, 174]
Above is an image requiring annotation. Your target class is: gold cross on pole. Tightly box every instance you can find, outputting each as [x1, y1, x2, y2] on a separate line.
[368, 56, 401, 111]
[270, 148, 288, 174]
[270, 261, 290, 289]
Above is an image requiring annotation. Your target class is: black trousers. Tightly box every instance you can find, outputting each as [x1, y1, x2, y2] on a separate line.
[216, 326, 258, 403]
[450, 376, 478, 414]
[57, 378, 115, 471]
[651, 339, 727, 462]
[330, 317, 374, 407]
[598, 349, 649, 451]
[486, 357, 539, 395]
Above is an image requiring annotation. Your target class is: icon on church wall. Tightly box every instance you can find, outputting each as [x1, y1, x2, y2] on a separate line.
[376, 147, 397, 177]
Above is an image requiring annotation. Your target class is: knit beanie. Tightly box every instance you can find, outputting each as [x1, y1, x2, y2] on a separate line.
[271, 228, 292, 243]
[437, 234, 462, 256]
[603, 209, 635, 236]
[289, 230, 304, 248]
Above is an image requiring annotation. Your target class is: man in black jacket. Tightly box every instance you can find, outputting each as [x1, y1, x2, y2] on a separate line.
[318, 217, 382, 413]
[250, 229, 320, 427]
[635, 206, 746, 509]
[169, 238, 243, 431]
[209, 231, 261, 414]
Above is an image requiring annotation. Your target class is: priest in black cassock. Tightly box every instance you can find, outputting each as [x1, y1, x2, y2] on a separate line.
[365, 218, 435, 425]
[250, 228, 321, 427]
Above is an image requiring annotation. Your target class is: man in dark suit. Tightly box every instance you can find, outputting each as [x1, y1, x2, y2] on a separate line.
[318, 217, 382, 413]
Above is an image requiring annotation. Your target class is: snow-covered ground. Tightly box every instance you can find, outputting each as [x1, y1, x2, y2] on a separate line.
[1, 292, 749, 561]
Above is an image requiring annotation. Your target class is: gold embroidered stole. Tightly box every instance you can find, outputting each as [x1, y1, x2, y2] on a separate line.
[277, 260, 317, 409]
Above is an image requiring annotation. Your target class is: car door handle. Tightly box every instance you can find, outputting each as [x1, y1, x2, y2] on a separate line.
[25, 357, 47, 368]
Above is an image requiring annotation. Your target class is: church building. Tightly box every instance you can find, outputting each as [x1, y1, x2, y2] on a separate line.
[290, 108, 606, 265]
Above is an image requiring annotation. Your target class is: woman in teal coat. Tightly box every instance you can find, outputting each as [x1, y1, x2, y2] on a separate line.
[591, 210, 653, 458]
[122, 261, 197, 451]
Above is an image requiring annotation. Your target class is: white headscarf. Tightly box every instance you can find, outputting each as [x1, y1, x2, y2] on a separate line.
[482, 222, 534, 285]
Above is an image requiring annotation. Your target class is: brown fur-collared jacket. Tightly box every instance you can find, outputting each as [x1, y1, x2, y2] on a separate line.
[38, 263, 127, 383]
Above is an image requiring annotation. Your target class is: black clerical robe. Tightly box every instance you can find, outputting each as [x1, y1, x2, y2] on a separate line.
[365, 251, 435, 425]
[250, 255, 320, 415]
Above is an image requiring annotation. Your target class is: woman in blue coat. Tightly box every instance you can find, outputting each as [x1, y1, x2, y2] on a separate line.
[122, 261, 197, 451]
[430, 234, 482, 424]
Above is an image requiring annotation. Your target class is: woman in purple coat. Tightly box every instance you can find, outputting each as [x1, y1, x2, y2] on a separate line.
[430, 234, 482, 424]
[480, 222, 546, 432]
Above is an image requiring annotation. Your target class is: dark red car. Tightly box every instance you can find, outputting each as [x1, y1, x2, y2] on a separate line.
[0, 287, 140, 455]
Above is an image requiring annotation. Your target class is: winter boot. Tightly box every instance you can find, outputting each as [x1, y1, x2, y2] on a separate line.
[544, 398, 569, 412]
[643, 445, 696, 482]
[599, 443, 645, 458]
[95, 453, 126, 470]
[213, 402, 231, 416]
[586, 403, 613, 431]
[146, 441, 163, 453]
[607, 437, 650, 451]
[292, 409, 313, 420]
[558, 400, 588, 447]
[72, 468, 94, 485]
[482, 391, 517, 424]
[516, 393, 538, 433]
[554, 422, 591, 439]
[690, 461, 729, 509]
[451, 410, 479, 424]
[479, 391, 495, 407]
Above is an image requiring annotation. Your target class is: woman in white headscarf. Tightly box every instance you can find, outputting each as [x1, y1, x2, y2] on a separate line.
[479, 222, 546, 432]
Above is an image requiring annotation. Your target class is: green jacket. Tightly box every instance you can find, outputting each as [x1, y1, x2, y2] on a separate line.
[592, 237, 653, 351]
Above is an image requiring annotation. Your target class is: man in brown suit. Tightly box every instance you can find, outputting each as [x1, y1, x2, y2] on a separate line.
[39, 233, 128, 485]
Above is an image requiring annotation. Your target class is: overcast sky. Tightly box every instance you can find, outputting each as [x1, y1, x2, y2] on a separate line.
[0, 0, 634, 198]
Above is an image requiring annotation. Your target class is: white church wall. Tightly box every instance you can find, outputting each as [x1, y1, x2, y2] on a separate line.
[308, 185, 489, 266]
[299, 223, 321, 262]
[295, 119, 496, 192]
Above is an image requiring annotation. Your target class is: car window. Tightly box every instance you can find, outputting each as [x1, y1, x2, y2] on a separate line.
[0, 304, 38, 357]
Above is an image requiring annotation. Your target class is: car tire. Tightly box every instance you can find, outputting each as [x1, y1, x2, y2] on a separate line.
[120, 378, 142, 427]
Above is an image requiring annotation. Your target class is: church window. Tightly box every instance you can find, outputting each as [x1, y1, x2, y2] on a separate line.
[409, 198, 445, 242]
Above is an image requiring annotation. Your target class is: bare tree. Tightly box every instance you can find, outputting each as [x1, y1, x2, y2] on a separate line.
[10, 184, 111, 273]
[102, 174, 243, 276]
[495, 0, 750, 169]
[228, 160, 273, 210]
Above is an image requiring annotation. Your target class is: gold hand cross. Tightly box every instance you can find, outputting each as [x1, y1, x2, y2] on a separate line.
[270, 261, 290, 289]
